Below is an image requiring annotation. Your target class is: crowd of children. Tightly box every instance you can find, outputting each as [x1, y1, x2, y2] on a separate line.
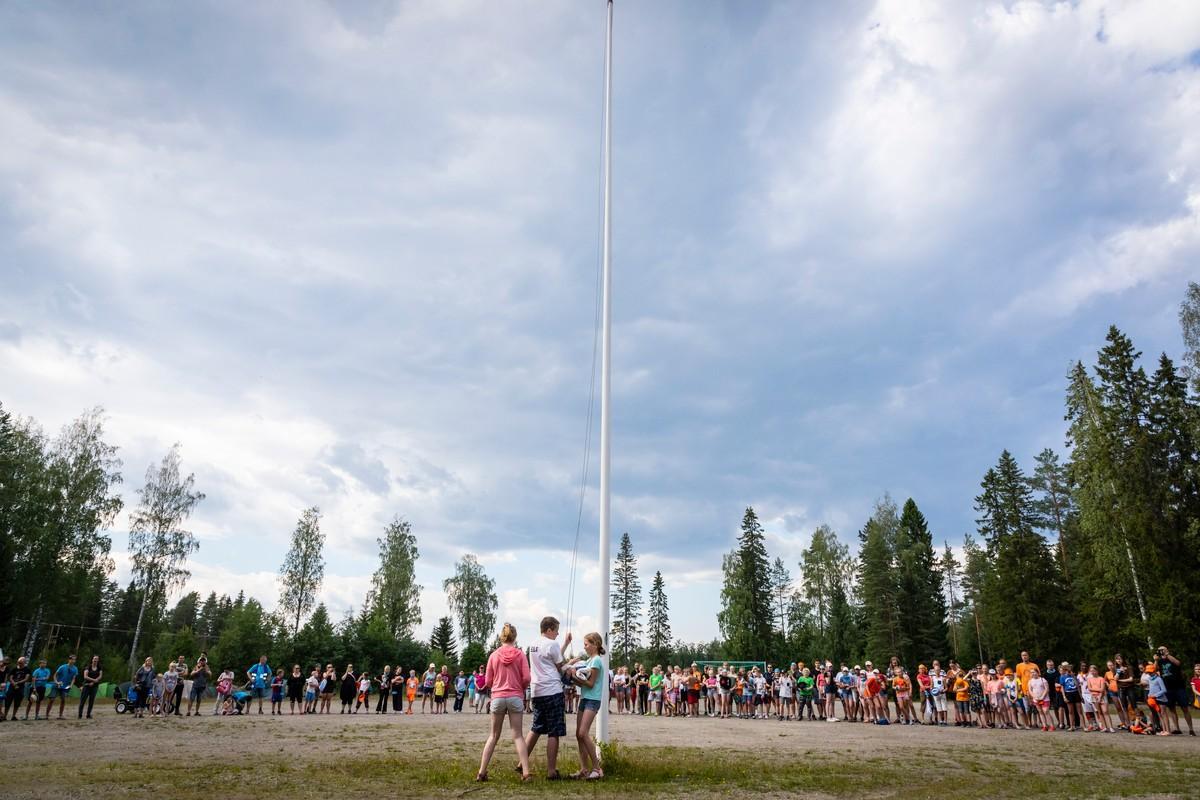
[600, 646, 1197, 737]
[1, 643, 1195, 737]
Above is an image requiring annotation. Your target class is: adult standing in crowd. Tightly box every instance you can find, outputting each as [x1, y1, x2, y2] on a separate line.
[133, 657, 155, 719]
[171, 656, 188, 716]
[247, 655, 272, 715]
[390, 665, 405, 712]
[4, 656, 30, 720]
[339, 664, 357, 713]
[50, 654, 78, 720]
[376, 665, 392, 714]
[475, 622, 532, 783]
[27, 658, 51, 719]
[186, 656, 210, 716]
[78, 656, 102, 719]
[286, 664, 305, 714]
[319, 664, 336, 713]
[524, 616, 571, 780]
[1155, 645, 1195, 736]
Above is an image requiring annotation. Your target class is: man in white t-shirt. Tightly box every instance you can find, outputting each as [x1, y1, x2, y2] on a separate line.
[522, 616, 572, 779]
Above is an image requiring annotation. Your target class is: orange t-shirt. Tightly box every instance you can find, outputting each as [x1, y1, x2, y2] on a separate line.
[892, 676, 909, 693]
[1086, 675, 1105, 696]
[953, 677, 969, 702]
[406, 677, 418, 695]
[1104, 671, 1118, 694]
[1015, 662, 1035, 693]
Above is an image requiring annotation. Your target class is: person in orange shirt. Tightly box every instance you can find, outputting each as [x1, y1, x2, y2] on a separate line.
[405, 670, 419, 714]
[1014, 651, 1036, 728]
[1104, 660, 1128, 729]
[953, 673, 971, 727]
[1086, 665, 1112, 732]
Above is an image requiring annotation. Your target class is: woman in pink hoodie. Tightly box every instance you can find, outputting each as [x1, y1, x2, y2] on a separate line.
[475, 623, 533, 782]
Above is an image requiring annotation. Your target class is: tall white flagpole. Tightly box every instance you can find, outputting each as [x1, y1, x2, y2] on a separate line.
[597, 0, 614, 746]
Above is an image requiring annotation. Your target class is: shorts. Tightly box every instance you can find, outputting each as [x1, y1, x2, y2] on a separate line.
[531, 692, 566, 737]
[933, 694, 947, 712]
[33, 685, 47, 701]
[1166, 687, 1191, 709]
[650, 690, 662, 702]
[579, 698, 601, 713]
[305, 691, 316, 702]
[687, 689, 699, 703]
[252, 687, 269, 699]
[190, 685, 206, 701]
[1064, 690, 1081, 705]
[896, 692, 910, 703]
[490, 696, 523, 715]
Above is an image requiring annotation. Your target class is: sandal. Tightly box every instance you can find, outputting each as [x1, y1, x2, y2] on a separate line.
[546, 771, 562, 781]
[474, 772, 488, 782]
[567, 770, 589, 780]
[585, 769, 603, 781]
[521, 774, 535, 783]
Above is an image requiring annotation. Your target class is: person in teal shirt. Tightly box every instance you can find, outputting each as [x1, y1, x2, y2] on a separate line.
[51, 654, 79, 720]
[246, 655, 272, 715]
[568, 632, 606, 781]
[28, 659, 52, 720]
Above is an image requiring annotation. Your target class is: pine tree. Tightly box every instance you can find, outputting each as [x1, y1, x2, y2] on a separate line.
[430, 615, 457, 663]
[609, 532, 643, 663]
[940, 543, 963, 662]
[1182, 281, 1200, 393]
[368, 516, 421, 639]
[801, 524, 851, 657]
[278, 506, 325, 636]
[857, 496, 905, 664]
[769, 557, 792, 640]
[646, 570, 671, 665]
[894, 499, 947, 667]
[717, 508, 773, 659]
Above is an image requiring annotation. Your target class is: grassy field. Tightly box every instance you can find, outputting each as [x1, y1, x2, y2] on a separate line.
[2, 700, 1198, 799]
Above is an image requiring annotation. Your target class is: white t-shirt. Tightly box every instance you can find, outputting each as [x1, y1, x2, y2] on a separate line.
[528, 635, 564, 698]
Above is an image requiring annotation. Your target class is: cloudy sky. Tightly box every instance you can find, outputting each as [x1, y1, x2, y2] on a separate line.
[2, 0, 1198, 645]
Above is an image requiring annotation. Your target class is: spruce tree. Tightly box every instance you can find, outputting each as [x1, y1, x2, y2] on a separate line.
[646, 570, 671, 665]
[894, 499, 947, 667]
[430, 615, 457, 663]
[717, 508, 773, 659]
[974, 451, 1071, 658]
[857, 496, 905, 664]
[609, 532, 643, 664]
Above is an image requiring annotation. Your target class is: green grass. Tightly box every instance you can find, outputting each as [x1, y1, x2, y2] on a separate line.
[5, 738, 1199, 799]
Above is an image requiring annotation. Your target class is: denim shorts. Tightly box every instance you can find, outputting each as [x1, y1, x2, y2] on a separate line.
[579, 698, 601, 713]
[490, 696, 523, 715]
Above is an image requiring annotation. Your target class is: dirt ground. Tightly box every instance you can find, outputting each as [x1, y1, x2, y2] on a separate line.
[2, 698, 1198, 798]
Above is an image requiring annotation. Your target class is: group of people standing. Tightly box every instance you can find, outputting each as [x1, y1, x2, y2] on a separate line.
[0, 654, 102, 720]
[476, 617, 606, 782]
[600, 645, 1197, 737]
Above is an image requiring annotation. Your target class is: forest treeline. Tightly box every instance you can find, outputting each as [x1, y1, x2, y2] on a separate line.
[2, 283, 1198, 676]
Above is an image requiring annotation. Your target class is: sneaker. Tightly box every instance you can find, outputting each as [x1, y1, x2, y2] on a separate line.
[1171, 730, 1183, 735]
[827, 717, 838, 722]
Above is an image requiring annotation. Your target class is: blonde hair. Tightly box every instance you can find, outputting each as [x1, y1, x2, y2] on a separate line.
[500, 623, 518, 644]
[584, 631, 605, 656]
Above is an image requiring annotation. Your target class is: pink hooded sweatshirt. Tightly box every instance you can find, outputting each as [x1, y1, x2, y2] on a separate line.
[479, 644, 529, 700]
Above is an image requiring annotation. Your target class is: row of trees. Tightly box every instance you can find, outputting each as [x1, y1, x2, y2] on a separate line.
[0, 406, 501, 675]
[700, 284, 1200, 667]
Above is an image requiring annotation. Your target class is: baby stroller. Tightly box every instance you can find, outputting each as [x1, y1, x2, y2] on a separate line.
[113, 682, 137, 714]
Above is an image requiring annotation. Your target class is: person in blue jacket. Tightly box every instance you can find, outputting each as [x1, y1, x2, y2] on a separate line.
[50, 654, 79, 720]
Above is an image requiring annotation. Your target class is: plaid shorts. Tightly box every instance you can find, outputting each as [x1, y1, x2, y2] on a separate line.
[531, 692, 566, 737]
